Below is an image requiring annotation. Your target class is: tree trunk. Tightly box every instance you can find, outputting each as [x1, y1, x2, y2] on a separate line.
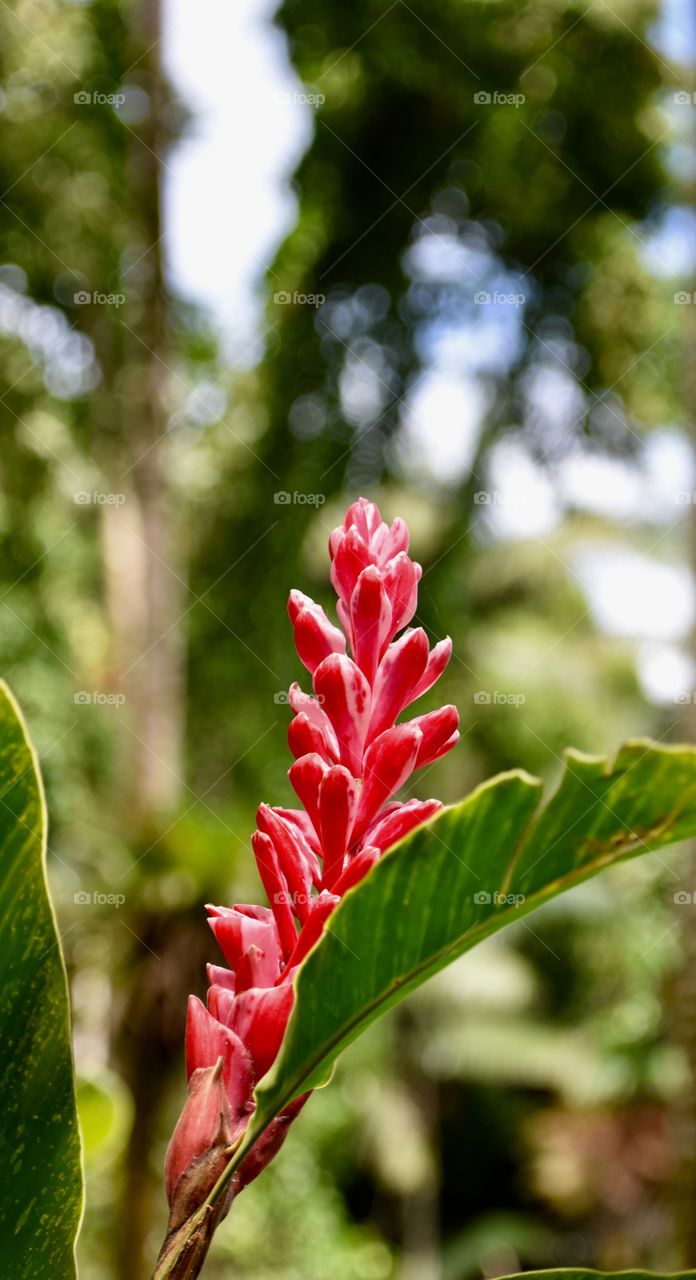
[109, 2, 188, 1275]
[105, 0, 185, 824]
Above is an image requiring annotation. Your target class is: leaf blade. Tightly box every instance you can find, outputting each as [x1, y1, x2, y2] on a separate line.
[500, 1272, 696, 1280]
[0, 682, 83, 1279]
[251, 739, 696, 1143]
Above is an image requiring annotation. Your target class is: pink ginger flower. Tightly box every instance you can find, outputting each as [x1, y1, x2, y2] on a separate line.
[165, 497, 459, 1216]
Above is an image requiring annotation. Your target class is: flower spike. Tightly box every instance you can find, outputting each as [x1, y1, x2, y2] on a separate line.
[161, 497, 459, 1260]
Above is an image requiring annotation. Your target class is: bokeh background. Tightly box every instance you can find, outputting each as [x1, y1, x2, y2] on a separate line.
[1, 0, 696, 1276]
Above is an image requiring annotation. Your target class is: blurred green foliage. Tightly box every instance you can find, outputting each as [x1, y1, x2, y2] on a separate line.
[0, 0, 695, 1276]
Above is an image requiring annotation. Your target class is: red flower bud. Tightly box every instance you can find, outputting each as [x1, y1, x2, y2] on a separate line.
[286, 891, 340, 971]
[330, 526, 372, 606]
[352, 723, 423, 843]
[382, 551, 420, 632]
[411, 705, 460, 767]
[289, 591, 346, 674]
[209, 982, 295, 1082]
[350, 565, 392, 683]
[313, 654, 372, 777]
[331, 845, 381, 895]
[274, 807, 323, 858]
[411, 635, 452, 700]
[164, 1058, 233, 1207]
[288, 752, 328, 838]
[288, 711, 333, 763]
[256, 805, 314, 922]
[364, 797, 443, 852]
[371, 514, 409, 564]
[367, 627, 430, 741]
[318, 765, 359, 887]
[250, 832, 297, 960]
[185, 996, 253, 1128]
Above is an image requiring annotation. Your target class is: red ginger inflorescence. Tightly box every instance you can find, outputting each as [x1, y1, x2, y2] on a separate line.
[165, 498, 459, 1212]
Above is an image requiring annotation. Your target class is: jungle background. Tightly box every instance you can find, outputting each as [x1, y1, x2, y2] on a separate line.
[1, 0, 696, 1276]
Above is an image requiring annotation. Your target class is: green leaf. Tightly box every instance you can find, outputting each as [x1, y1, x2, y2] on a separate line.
[500, 1273, 696, 1280]
[0, 682, 82, 1279]
[225, 739, 696, 1183]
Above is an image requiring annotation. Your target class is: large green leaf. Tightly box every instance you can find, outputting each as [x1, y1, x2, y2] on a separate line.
[501, 1273, 696, 1280]
[210, 739, 696, 1202]
[0, 682, 82, 1279]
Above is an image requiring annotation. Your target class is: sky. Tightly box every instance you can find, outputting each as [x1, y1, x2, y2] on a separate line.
[164, 0, 308, 352]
